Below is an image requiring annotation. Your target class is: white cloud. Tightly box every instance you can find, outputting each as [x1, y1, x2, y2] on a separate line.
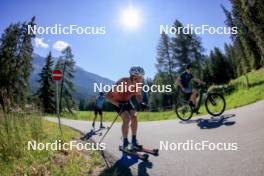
[34, 37, 49, 48]
[53, 40, 70, 51]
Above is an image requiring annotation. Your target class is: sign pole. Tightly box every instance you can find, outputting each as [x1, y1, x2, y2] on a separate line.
[53, 69, 63, 136]
[56, 81, 63, 136]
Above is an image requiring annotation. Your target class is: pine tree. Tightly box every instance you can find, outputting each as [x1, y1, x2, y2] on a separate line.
[171, 20, 204, 76]
[222, 4, 247, 77]
[222, 1, 263, 70]
[209, 47, 231, 84]
[201, 58, 213, 84]
[15, 17, 36, 107]
[36, 52, 55, 113]
[55, 46, 76, 114]
[150, 73, 169, 110]
[79, 99, 86, 111]
[189, 34, 205, 77]
[0, 17, 35, 113]
[224, 43, 236, 78]
[156, 31, 176, 82]
[232, 1, 261, 70]
[155, 32, 176, 108]
[221, 2, 264, 87]
[238, 0, 264, 66]
[171, 20, 191, 72]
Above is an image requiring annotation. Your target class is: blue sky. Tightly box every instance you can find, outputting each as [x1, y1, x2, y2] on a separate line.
[0, 0, 232, 81]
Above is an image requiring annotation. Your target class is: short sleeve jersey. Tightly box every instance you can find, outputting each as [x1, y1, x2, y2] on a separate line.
[180, 71, 193, 89]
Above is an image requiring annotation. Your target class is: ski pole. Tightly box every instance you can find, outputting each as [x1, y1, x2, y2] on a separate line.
[98, 108, 123, 168]
[97, 113, 119, 169]
[98, 113, 119, 144]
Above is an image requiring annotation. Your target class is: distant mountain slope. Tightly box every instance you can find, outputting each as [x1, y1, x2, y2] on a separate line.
[30, 53, 114, 100]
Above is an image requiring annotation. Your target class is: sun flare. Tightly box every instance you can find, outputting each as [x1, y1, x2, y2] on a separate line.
[121, 7, 141, 30]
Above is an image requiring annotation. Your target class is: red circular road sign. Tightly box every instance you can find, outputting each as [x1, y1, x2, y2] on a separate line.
[52, 70, 63, 81]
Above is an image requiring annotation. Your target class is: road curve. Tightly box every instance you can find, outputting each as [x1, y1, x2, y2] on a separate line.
[47, 100, 264, 176]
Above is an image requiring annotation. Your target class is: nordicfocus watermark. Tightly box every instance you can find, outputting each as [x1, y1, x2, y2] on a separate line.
[160, 24, 237, 35]
[28, 24, 106, 35]
[27, 140, 106, 151]
[160, 140, 238, 151]
[94, 83, 172, 93]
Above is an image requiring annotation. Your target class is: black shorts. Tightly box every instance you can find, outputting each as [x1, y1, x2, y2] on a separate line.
[180, 88, 192, 100]
[94, 107, 103, 115]
[115, 101, 135, 114]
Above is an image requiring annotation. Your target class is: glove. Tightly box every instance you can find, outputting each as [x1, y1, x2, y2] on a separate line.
[140, 102, 148, 111]
[119, 103, 125, 109]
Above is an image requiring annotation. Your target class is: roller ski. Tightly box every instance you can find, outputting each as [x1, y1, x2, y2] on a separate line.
[119, 145, 149, 161]
[132, 145, 159, 156]
[131, 138, 159, 156]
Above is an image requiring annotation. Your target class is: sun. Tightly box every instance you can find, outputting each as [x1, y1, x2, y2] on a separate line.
[121, 7, 141, 30]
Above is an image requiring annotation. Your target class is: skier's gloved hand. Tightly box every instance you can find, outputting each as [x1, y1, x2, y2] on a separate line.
[140, 102, 148, 111]
[119, 103, 127, 111]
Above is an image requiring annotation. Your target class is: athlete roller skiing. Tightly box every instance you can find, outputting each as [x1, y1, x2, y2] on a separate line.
[106, 66, 147, 149]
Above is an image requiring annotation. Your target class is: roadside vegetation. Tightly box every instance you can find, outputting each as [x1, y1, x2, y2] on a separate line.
[224, 68, 264, 108]
[0, 113, 105, 176]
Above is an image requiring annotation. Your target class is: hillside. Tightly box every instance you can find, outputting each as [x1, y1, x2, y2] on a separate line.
[30, 53, 114, 100]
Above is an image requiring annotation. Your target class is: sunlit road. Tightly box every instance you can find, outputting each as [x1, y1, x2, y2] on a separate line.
[47, 100, 264, 176]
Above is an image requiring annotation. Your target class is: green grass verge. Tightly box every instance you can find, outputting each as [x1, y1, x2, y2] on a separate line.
[0, 113, 104, 176]
[50, 68, 264, 122]
[225, 68, 264, 108]
[51, 110, 176, 122]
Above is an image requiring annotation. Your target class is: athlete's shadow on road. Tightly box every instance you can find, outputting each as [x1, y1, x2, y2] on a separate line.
[99, 153, 153, 176]
[180, 114, 236, 129]
[80, 129, 102, 140]
[138, 160, 153, 176]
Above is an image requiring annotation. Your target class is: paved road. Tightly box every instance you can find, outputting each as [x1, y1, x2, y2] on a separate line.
[47, 100, 264, 176]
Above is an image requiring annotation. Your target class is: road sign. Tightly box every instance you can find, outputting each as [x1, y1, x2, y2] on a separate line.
[52, 70, 62, 81]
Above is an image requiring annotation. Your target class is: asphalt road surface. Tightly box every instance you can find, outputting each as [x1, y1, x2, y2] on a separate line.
[47, 100, 264, 176]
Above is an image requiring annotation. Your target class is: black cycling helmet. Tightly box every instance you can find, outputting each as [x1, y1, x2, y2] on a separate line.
[129, 66, 145, 77]
[186, 64, 192, 70]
